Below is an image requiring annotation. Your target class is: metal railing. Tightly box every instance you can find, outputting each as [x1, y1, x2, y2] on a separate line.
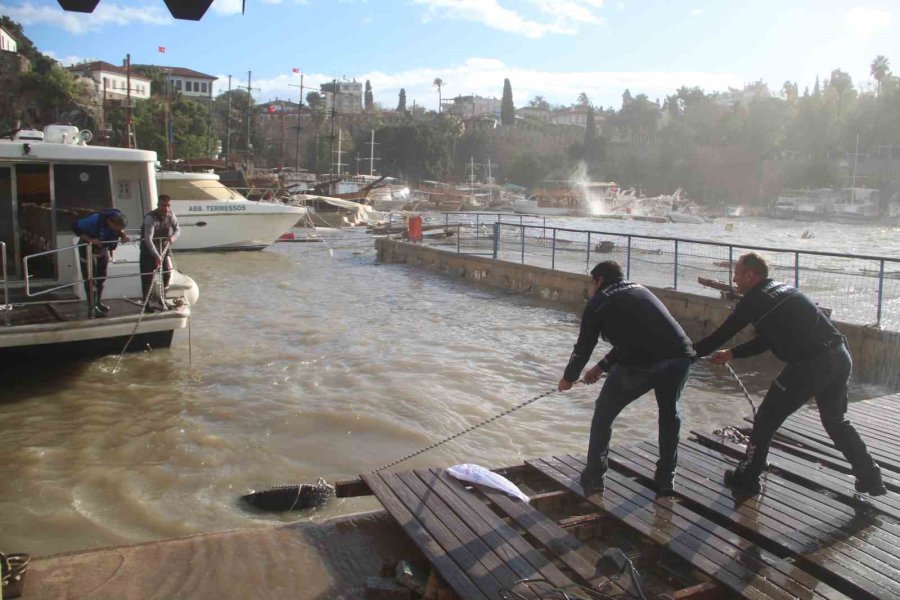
[1, 242, 9, 326]
[414, 214, 900, 330]
[15, 238, 175, 323]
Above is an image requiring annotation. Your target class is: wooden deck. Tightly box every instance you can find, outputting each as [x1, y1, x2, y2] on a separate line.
[361, 393, 900, 600]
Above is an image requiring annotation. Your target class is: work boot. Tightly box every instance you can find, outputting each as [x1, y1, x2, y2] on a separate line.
[579, 469, 605, 494]
[724, 467, 761, 495]
[654, 470, 676, 497]
[855, 466, 888, 496]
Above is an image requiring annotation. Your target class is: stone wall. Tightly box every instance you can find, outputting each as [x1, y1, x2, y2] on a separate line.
[377, 238, 900, 389]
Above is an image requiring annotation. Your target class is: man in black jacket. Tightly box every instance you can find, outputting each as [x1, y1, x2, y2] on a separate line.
[559, 261, 695, 496]
[695, 252, 886, 496]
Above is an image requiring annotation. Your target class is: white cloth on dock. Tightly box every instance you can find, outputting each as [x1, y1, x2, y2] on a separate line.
[446, 463, 530, 503]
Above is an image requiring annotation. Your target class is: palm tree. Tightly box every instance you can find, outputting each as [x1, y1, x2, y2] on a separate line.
[433, 78, 445, 114]
[871, 55, 891, 96]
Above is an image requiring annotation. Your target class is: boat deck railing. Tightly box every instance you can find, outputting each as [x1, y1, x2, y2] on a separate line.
[10, 237, 175, 324]
[419, 212, 900, 330]
[1, 242, 9, 326]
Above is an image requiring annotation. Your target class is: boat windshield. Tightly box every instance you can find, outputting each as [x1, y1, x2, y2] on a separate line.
[158, 178, 246, 202]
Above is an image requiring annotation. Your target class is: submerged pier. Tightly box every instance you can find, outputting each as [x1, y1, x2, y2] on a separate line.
[21, 392, 900, 599]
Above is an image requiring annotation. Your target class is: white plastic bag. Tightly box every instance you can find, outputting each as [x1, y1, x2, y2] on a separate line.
[446, 463, 530, 503]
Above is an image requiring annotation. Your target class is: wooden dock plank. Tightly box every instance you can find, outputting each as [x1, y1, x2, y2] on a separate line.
[528, 455, 806, 600]
[671, 441, 900, 577]
[412, 469, 574, 589]
[693, 429, 900, 522]
[774, 414, 900, 472]
[560, 454, 847, 600]
[360, 471, 492, 600]
[684, 436, 900, 599]
[472, 477, 613, 590]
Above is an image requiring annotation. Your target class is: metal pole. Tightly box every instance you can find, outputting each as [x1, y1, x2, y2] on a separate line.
[794, 252, 800, 287]
[476, 213, 480, 239]
[728, 246, 734, 290]
[445, 213, 449, 229]
[586, 232, 591, 273]
[673, 240, 679, 289]
[877, 259, 885, 327]
[521, 225, 526, 264]
[626, 236, 632, 279]
[225, 75, 232, 165]
[457, 224, 461, 253]
[492, 222, 500, 259]
[1, 242, 8, 326]
[551, 228, 557, 270]
[86, 244, 95, 317]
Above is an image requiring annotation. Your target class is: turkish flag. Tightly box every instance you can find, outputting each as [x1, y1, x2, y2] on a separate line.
[158, 46, 166, 53]
[292, 67, 300, 74]
[267, 105, 277, 113]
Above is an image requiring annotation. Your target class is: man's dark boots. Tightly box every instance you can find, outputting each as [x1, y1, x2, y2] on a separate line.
[724, 466, 761, 495]
[855, 465, 888, 496]
[654, 470, 676, 497]
[579, 469, 605, 494]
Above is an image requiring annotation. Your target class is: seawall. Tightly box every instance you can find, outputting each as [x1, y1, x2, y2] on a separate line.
[376, 238, 900, 389]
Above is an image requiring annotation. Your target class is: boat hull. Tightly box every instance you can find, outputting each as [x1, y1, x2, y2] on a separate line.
[173, 202, 306, 251]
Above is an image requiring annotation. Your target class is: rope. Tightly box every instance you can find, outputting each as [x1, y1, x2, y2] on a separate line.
[112, 241, 170, 374]
[723, 362, 757, 417]
[373, 385, 565, 472]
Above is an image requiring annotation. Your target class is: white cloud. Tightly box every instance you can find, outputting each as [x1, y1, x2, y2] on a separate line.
[411, 0, 605, 38]
[211, 0, 242, 15]
[242, 57, 744, 112]
[0, 1, 171, 34]
[43, 50, 88, 66]
[690, 8, 703, 16]
[843, 7, 891, 38]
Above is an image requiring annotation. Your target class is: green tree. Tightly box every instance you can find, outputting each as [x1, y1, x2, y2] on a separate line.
[306, 91, 324, 110]
[829, 69, 854, 118]
[364, 80, 374, 111]
[871, 55, 891, 96]
[432, 78, 444, 114]
[500, 78, 515, 125]
[397, 88, 407, 113]
[528, 96, 550, 110]
[577, 92, 591, 107]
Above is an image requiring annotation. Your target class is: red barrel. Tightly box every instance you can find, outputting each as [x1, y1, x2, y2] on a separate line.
[408, 215, 423, 242]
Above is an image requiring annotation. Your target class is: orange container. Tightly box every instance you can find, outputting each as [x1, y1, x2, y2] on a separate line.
[408, 215, 423, 242]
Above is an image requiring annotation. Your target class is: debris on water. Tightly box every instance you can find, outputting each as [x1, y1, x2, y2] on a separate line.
[241, 477, 335, 511]
[712, 426, 749, 445]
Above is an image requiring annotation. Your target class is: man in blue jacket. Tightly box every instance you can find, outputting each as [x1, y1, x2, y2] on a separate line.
[559, 261, 695, 496]
[72, 209, 129, 317]
[695, 252, 886, 496]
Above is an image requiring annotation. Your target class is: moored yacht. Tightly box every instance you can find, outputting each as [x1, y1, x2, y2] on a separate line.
[157, 171, 306, 251]
[0, 125, 198, 358]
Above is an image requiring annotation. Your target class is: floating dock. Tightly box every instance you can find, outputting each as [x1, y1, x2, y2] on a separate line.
[22, 393, 900, 599]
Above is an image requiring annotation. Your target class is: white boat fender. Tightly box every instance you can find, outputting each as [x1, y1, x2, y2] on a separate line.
[446, 463, 530, 502]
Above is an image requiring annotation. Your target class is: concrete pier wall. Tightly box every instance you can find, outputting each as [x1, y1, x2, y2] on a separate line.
[377, 238, 900, 389]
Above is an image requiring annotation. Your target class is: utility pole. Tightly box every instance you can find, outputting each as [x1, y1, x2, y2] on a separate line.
[165, 66, 173, 163]
[329, 78, 337, 177]
[366, 129, 379, 176]
[288, 71, 307, 171]
[279, 100, 285, 172]
[123, 54, 134, 149]
[225, 75, 232, 165]
[245, 71, 252, 167]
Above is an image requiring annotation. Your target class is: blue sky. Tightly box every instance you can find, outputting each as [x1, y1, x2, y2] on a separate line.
[2, 0, 897, 111]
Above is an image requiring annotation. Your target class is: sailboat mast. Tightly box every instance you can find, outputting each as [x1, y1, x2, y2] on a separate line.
[369, 129, 375, 176]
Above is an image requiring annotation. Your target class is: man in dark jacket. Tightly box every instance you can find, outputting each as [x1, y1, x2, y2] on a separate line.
[695, 252, 886, 496]
[72, 209, 129, 317]
[559, 261, 695, 496]
[140, 194, 180, 310]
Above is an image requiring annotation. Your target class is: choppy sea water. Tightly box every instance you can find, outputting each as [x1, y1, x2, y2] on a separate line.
[0, 217, 893, 556]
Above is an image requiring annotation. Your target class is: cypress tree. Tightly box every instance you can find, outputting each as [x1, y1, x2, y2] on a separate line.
[501, 78, 515, 125]
[397, 88, 407, 113]
[364, 80, 374, 111]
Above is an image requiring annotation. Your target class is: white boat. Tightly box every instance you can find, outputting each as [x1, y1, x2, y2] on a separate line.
[826, 188, 881, 221]
[0, 125, 198, 358]
[157, 172, 307, 251]
[513, 180, 620, 216]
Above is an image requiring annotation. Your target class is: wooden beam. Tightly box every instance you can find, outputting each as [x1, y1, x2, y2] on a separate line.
[671, 581, 727, 600]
